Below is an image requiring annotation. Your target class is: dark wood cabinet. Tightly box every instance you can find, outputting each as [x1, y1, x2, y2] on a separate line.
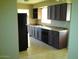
[54, 5, 61, 20]
[47, 5, 53, 20]
[33, 8, 38, 19]
[48, 31, 59, 48]
[48, 5, 55, 20]
[28, 25, 35, 38]
[47, 3, 71, 21]
[35, 27, 41, 41]
[28, 26, 41, 41]
[28, 25, 68, 49]
[37, 28, 41, 40]
[55, 3, 67, 20]
[18, 13, 28, 51]
[48, 30, 68, 49]
[41, 29, 49, 44]
[60, 3, 67, 20]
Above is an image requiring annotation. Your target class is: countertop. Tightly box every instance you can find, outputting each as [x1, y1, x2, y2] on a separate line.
[27, 24, 68, 32]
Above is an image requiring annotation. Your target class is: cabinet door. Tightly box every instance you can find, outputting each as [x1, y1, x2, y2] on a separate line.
[47, 6, 55, 20]
[55, 5, 61, 20]
[48, 31, 59, 48]
[48, 3, 68, 21]
[37, 28, 41, 41]
[33, 8, 38, 18]
[33, 27, 41, 40]
[60, 3, 67, 20]
[34, 27, 38, 39]
[29, 26, 33, 37]
[32, 27, 35, 38]
[59, 31, 68, 48]
[29, 26, 34, 37]
[41, 29, 49, 44]
[47, 6, 52, 19]
[55, 3, 67, 20]
[28, 26, 32, 36]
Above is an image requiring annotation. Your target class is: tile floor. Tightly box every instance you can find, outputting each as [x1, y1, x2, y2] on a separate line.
[19, 37, 68, 59]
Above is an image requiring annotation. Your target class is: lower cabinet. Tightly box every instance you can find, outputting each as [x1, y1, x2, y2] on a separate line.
[28, 25, 68, 49]
[48, 30, 68, 49]
[28, 25, 32, 36]
[41, 29, 49, 44]
[37, 27, 41, 40]
[48, 31, 59, 48]
[28, 26, 35, 37]
[28, 26, 41, 41]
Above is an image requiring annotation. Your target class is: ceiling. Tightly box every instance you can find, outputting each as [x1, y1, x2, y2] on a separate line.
[17, 0, 46, 4]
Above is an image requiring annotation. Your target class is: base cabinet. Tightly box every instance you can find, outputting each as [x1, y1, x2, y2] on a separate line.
[48, 30, 68, 49]
[48, 31, 59, 48]
[37, 27, 41, 40]
[28, 25, 68, 49]
[41, 29, 49, 44]
[28, 26, 41, 41]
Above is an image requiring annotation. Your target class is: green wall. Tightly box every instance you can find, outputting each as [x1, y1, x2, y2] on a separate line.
[0, 0, 19, 59]
[68, 0, 78, 58]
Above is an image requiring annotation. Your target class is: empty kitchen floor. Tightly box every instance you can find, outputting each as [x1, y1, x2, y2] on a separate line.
[19, 37, 68, 59]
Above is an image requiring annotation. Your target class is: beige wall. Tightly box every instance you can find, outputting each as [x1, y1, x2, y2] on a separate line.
[33, 0, 71, 8]
[17, 0, 72, 28]
[33, 1, 71, 28]
[17, 3, 38, 25]
[37, 8, 42, 24]
[17, 3, 33, 9]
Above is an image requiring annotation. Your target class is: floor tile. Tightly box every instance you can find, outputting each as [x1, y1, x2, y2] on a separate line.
[19, 37, 68, 59]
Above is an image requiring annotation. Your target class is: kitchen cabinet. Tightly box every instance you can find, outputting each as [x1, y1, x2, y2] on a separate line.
[28, 25, 41, 41]
[28, 26, 35, 37]
[48, 5, 55, 20]
[48, 30, 68, 49]
[41, 29, 49, 44]
[55, 3, 67, 20]
[28, 25, 31, 36]
[35, 27, 41, 40]
[33, 8, 38, 19]
[28, 25, 68, 49]
[54, 4, 61, 20]
[59, 3, 67, 20]
[48, 31, 59, 48]
[37, 27, 41, 40]
[47, 3, 71, 21]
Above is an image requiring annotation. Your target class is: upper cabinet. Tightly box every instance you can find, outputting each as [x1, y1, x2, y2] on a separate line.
[32, 8, 42, 20]
[47, 5, 55, 20]
[32, 8, 38, 19]
[47, 3, 71, 21]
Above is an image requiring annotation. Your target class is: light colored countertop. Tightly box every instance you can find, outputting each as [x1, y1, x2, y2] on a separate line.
[27, 24, 68, 32]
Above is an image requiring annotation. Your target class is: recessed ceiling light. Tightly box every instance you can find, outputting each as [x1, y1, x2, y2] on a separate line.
[56, 0, 60, 2]
[24, 0, 28, 1]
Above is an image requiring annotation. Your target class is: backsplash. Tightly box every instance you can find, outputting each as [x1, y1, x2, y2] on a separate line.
[40, 6, 70, 29]
[41, 20, 70, 29]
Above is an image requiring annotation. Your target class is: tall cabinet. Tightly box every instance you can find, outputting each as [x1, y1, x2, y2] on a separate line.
[18, 13, 28, 51]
